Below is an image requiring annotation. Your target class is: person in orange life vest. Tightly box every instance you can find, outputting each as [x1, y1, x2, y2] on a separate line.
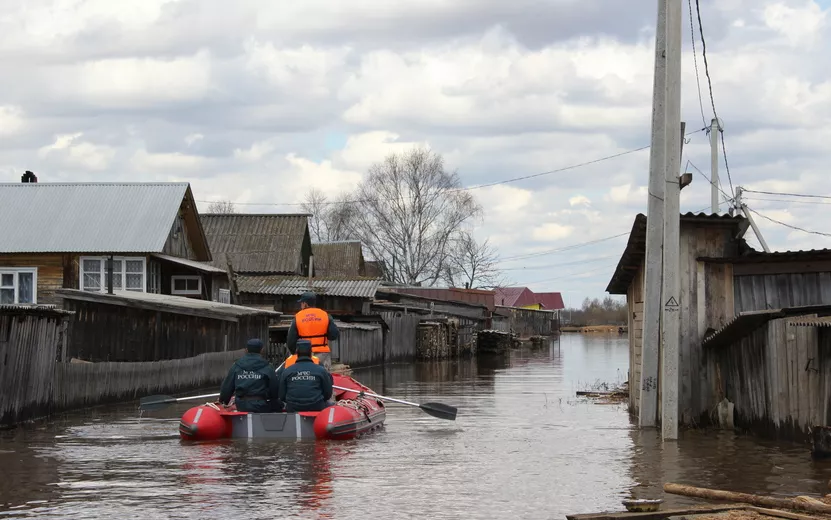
[286, 291, 339, 370]
[275, 339, 320, 382]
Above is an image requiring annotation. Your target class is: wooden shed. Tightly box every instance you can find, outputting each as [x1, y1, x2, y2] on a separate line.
[58, 289, 279, 362]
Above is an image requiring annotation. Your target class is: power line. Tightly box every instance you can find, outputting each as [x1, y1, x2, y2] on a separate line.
[694, 0, 734, 198]
[743, 196, 831, 206]
[742, 189, 831, 200]
[497, 232, 630, 263]
[744, 205, 831, 238]
[687, 0, 707, 129]
[196, 128, 707, 208]
[687, 160, 733, 202]
[499, 254, 618, 271]
[524, 263, 620, 285]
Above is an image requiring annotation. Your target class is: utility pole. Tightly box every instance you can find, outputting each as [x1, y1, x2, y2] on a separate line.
[640, 0, 668, 428]
[710, 118, 721, 213]
[661, 0, 683, 442]
[735, 187, 771, 252]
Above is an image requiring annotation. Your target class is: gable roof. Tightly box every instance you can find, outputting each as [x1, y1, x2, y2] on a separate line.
[236, 275, 380, 299]
[494, 286, 536, 307]
[200, 214, 311, 274]
[0, 182, 211, 260]
[535, 292, 565, 310]
[606, 212, 748, 294]
[312, 241, 365, 277]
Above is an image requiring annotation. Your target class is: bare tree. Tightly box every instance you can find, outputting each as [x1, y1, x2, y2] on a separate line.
[207, 200, 236, 214]
[301, 189, 357, 242]
[348, 147, 481, 286]
[442, 232, 504, 289]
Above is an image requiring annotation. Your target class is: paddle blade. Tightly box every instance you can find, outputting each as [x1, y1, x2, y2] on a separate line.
[139, 395, 175, 412]
[420, 402, 457, 421]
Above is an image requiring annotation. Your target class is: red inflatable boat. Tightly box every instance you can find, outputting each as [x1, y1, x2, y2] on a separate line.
[178, 373, 385, 441]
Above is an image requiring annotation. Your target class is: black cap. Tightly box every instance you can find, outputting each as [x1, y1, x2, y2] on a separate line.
[246, 338, 264, 352]
[296, 339, 312, 356]
[297, 291, 316, 304]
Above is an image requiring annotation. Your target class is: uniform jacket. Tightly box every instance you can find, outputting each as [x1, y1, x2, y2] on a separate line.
[219, 353, 280, 407]
[286, 308, 339, 353]
[277, 356, 333, 408]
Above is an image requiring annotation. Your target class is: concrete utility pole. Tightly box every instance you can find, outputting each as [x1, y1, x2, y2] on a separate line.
[639, 0, 668, 428]
[710, 118, 721, 213]
[735, 187, 771, 253]
[661, 0, 683, 442]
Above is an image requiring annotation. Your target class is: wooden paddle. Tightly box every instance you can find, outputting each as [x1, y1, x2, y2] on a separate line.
[332, 385, 457, 421]
[140, 360, 287, 412]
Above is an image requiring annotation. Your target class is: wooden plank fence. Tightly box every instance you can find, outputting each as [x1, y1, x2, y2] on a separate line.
[381, 312, 420, 362]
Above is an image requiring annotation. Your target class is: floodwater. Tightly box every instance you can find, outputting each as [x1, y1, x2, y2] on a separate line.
[2, 334, 831, 519]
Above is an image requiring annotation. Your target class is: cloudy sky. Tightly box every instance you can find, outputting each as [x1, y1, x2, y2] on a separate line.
[1, 0, 829, 304]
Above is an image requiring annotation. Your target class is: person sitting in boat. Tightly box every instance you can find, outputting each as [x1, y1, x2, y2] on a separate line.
[278, 339, 334, 412]
[275, 340, 321, 381]
[287, 291, 339, 370]
[219, 338, 282, 413]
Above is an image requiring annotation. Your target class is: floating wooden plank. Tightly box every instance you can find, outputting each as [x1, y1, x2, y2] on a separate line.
[566, 504, 746, 520]
[663, 483, 831, 514]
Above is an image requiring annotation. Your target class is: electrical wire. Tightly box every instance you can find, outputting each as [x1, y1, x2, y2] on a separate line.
[524, 263, 620, 285]
[694, 0, 734, 198]
[499, 255, 619, 271]
[196, 128, 707, 208]
[743, 205, 831, 238]
[742, 189, 831, 200]
[687, 0, 708, 129]
[496, 232, 630, 263]
[743, 196, 831, 206]
[687, 160, 733, 202]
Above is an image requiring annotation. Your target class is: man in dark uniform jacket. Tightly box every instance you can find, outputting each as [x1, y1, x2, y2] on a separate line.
[219, 338, 281, 413]
[278, 339, 334, 412]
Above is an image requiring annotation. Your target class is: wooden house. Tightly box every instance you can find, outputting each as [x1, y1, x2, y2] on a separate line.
[311, 241, 366, 277]
[0, 177, 228, 305]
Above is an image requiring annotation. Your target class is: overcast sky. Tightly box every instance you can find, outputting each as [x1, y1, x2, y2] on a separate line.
[1, 0, 829, 305]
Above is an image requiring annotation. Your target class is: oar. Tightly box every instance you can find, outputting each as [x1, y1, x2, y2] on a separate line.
[332, 385, 457, 421]
[140, 392, 220, 412]
[140, 360, 287, 412]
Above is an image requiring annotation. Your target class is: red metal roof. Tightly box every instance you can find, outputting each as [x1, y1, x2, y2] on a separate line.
[494, 287, 535, 307]
[535, 292, 565, 310]
[387, 287, 495, 311]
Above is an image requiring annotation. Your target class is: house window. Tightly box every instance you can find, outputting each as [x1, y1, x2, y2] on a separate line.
[217, 288, 231, 304]
[80, 256, 146, 293]
[0, 268, 37, 305]
[171, 275, 202, 296]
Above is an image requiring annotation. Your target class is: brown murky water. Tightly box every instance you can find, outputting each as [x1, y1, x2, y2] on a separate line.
[1, 334, 830, 519]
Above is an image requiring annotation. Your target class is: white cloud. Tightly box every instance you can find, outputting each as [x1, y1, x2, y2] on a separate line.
[37, 132, 116, 170]
[0, 106, 24, 136]
[569, 195, 591, 207]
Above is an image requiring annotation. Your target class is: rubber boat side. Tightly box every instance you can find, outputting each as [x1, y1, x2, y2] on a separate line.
[178, 373, 385, 441]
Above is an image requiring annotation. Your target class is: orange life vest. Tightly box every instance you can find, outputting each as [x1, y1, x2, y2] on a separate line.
[284, 353, 320, 368]
[295, 308, 331, 353]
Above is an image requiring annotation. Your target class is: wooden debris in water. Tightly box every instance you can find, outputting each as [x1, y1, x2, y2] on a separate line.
[664, 483, 831, 515]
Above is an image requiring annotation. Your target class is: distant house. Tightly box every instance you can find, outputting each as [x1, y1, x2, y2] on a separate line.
[312, 241, 366, 277]
[494, 287, 538, 308]
[0, 177, 227, 305]
[535, 292, 565, 311]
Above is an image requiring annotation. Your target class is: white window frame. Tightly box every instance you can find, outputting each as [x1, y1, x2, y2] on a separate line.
[171, 275, 202, 296]
[79, 256, 146, 293]
[0, 267, 38, 305]
[217, 288, 231, 304]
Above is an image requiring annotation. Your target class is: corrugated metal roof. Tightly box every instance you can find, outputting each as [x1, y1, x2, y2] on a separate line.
[312, 241, 365, 277]
[494, 287, 536, 307]
[606, 212, 749, 294]
[536, 292, 565, 310]
[151, 253, 227, 274]
[384, 287, 496, 311]
[0, 304, 74, 316]
[702, 304, 831, 349]
[699, 249, 831, 264]
[201, 214, 309, 273]
[788, 316, 831, 327]
[236, 275, 380, 298]
[0, 183, 190, 253]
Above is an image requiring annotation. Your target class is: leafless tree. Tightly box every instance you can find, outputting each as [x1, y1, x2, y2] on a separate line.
[348, 147, 481, 286]
[301, 189, 357, 242]
[442, 232, 505, 289]
[207, 200, 236, 214]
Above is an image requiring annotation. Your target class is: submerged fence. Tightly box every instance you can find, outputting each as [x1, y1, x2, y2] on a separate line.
[1, 305, 246, 428]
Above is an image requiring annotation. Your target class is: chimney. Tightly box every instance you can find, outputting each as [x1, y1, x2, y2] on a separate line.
[21, 171, 37, 183]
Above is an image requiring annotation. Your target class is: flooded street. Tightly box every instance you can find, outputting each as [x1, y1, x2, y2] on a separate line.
[2, 333, 831, 519]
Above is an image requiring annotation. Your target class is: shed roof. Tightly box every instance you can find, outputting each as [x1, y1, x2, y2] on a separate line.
[151, 253, 227, 274]
[606, 212, 749, 294]
[312, 241, 365, 277]
[236, 275, 380, 299]
[0, 182, 210, 259]
[699, 248, 831, 264]
[201, 214, 310, 273]
[387, 286, 496, 311]
[57, 288, 278, 322]
[701, 304, 831, 349]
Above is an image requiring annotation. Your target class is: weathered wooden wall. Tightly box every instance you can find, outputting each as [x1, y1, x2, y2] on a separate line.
[241, 293, 367, 315]
[0, 254, 68, 305]
[494, 306, 557, 338]
[52, 349, 244, 413]
[491, 315, 511, 333]
[734, 271, 831, 314]
[0, 307, 71, 426]
[162, 212, 196, 260]
[712, 317, 828, 441]
[61, 298, 269, 362]
[380, 312, 420, 362]
[627, 265, 644, 414]
[332, 323, 384, 367]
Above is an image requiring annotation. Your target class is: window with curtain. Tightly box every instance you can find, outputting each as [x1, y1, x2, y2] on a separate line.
[79, 257, 146, 292]
[0, 268, 37, 305]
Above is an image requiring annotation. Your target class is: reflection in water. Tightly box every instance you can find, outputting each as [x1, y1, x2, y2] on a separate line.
[2, 333, 831, 519]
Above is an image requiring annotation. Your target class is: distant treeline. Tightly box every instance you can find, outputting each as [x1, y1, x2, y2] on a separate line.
[563, 297, 627, 326]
